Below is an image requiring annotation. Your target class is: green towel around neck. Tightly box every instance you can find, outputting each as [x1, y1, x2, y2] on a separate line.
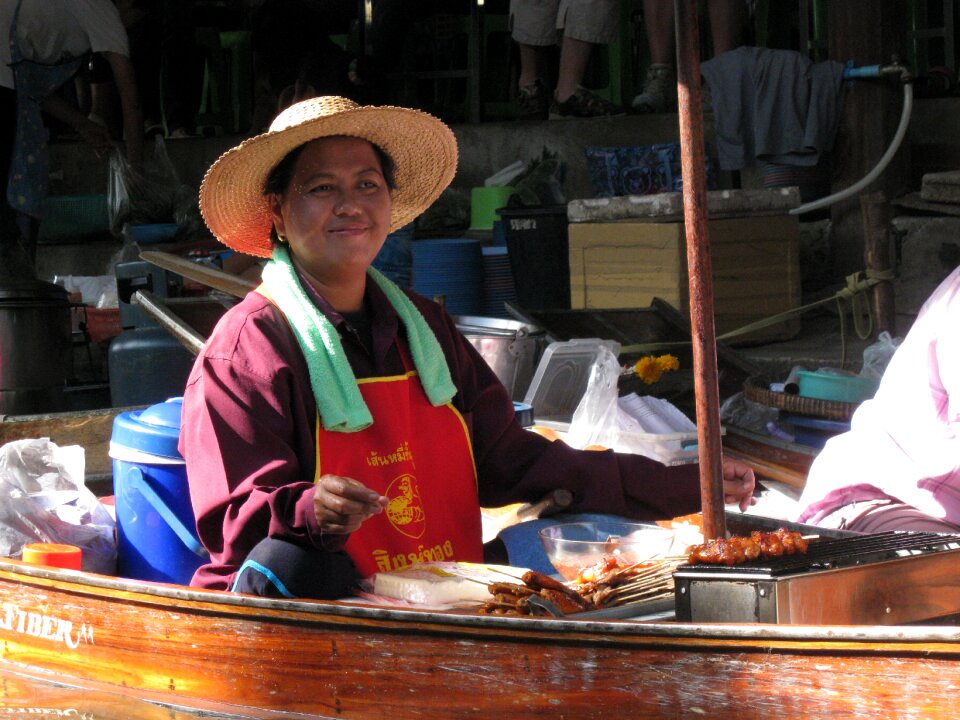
[260, 245, 456, 432]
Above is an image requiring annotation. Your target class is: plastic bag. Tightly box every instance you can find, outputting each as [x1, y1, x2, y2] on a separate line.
[567, 344, 623, 450]
[567, 346, 702, 464]
[859, 331, 902, 382]
[720, 392, 779, 434]
[511, 148, 566, 206]
[0, 439, 116, 574]
[107, 136, 187, 234]
[585, 143, 718, 198]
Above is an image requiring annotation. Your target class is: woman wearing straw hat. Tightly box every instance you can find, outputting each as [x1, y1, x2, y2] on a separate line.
[180, 95, 756, 599]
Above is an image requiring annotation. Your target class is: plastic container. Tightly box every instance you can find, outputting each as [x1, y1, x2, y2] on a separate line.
[523, 339, 620, 425]
[480, 246, 516, 318]
[455, 315, 545, 401]
[82, 307, 122, 344]
[780, 413, 851, 449]
[372, 224, 414, 289]
[796, 370, 879, 404]
[37, 195, 110, 244]
[110, 397, 207, 584]
[22, 543, 82, 570]
[539, 521, 674, 581]
[470, 186, 515, 230]
[513, 401, 535, 427]
[124, 223, 179, 245]
[497, 205, 570, 310]
[412, 238, 483, 316]
[108, 326, 196, 407]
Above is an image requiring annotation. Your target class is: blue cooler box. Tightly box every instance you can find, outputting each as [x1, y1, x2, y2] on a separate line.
[110, 398, 207, 584]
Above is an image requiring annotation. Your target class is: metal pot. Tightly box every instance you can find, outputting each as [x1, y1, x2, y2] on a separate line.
[455, 315, 545, 401]
[0, 277, 72, 415]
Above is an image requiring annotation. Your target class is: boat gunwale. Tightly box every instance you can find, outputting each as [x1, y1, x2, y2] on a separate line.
[2, 558, 960, 652]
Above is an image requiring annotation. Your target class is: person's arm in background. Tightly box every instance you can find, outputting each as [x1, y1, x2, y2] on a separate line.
[39, 93, 115, 158]
[101, 50, 143, 166]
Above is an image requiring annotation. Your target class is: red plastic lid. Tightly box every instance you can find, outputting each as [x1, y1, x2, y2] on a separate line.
[22, 543, 82, 570]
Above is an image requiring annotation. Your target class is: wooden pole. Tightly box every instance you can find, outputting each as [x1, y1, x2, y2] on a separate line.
[674, 0, 725, 541]
[861, 192, 896, 336]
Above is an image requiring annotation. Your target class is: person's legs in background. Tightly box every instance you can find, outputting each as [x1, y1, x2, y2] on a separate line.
[510, 0, 623, 119]
[633, 0, 676, 113]
[509, 0, 557, 120]
[708, 0, 748, 56]
[550, 0, 623, 118]
[634, 0, 746, 113]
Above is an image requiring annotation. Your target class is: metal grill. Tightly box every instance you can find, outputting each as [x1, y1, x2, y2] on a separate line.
[680, 532, 960, 578]
[674, 532, 960, 625]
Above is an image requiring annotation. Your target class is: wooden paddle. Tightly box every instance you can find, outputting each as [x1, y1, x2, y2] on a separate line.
[133, 290, 206, 356]
[139, 250, 258, 299]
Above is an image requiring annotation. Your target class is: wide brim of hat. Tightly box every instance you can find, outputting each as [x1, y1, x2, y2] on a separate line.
[199, 102, 458, 258]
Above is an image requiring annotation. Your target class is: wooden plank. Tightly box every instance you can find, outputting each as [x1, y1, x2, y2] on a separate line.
[0, 406, 142, 490]
[567, 215, 801, 341]
[566, 187, 801, 223]
[723, 426, 817, 489]
[723, 447, 809, 489]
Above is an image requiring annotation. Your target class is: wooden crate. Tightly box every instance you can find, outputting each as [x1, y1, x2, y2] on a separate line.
[568, 215, 801, 342]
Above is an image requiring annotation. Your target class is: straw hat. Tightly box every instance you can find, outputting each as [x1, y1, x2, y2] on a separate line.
[199, 96, 459, 258]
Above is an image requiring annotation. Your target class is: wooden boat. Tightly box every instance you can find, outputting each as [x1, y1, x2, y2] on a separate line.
[2, 550, 960, 719]
[1, 412, 960, 719]
[0, 4, 925, 710]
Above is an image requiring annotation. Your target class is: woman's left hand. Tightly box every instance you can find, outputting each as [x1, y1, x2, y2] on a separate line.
[721, 457, 757, 512]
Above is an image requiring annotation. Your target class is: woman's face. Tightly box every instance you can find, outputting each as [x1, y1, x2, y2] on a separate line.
[269, 136, 392, 285]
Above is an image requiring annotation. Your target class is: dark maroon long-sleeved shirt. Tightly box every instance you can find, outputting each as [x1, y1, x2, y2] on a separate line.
[179, 278, 701, 590]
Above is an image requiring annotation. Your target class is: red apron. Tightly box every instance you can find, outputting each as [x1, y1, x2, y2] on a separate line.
[256, 286, 483, 577]
[317, 355, 484, 576]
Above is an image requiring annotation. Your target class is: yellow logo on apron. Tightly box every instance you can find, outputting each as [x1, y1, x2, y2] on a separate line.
[385, 474, 426, 538]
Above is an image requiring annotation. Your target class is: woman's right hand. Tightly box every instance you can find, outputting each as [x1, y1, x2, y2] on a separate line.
[313, 475, 388, 534]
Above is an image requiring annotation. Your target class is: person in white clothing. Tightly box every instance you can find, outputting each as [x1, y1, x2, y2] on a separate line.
[796, 265, 960, 533]
[0, 0, 143, 277]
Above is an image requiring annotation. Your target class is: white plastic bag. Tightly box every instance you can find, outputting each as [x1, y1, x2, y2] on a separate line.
[0, 439, 116, 574]
[859, 331, 902, 382]
[566, 344, 623, 450]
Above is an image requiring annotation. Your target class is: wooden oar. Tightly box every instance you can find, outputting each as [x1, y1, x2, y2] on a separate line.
[133, 289, 205, 356]
[139, 250, 258, 299]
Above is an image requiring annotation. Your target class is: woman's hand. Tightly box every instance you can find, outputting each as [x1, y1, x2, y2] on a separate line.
[313, 475, 388, 534]
[721, 457, 757, 512]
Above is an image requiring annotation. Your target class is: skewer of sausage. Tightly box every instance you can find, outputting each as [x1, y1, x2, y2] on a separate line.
[521, 570, 592, 611]
[687, 529, 809, 565]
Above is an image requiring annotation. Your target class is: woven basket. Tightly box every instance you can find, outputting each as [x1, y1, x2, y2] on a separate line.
[743, 376, 858, 422]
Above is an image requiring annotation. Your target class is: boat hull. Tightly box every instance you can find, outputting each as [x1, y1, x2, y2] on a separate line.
[1, 561, 960, 718]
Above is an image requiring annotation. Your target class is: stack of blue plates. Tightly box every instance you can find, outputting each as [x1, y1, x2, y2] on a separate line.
[411, 238, 483, 316]
[481, 246, 517, 318]
[372, 225, 414, 289]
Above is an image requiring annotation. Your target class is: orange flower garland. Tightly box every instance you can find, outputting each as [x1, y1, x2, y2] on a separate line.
[632, 354, 680, 384]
